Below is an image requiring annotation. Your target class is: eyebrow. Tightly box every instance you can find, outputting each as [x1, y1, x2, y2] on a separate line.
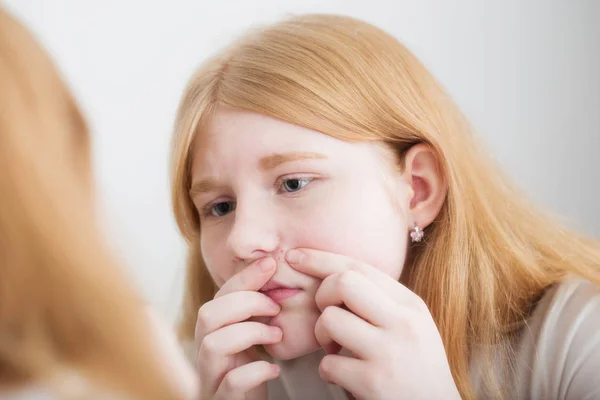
[259, 151, 327, 170]
[189, 152, 328, 197]
[189, 178, 221, 198]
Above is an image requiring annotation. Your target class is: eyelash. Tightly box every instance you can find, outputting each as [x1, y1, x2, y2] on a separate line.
[273, 175, 314, 194]
[201, 175, 316, 219]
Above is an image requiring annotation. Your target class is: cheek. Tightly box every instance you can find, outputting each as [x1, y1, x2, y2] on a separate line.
[289, 189, 408, 279]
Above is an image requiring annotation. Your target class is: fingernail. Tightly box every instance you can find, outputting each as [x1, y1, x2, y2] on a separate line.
[271, 364, 281, 375]
[259, 258, 275, 272]
[271, 327, 283, 339]
[286, 250, 303, 264]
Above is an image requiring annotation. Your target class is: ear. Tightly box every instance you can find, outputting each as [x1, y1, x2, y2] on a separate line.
[402, 143, 447, 230]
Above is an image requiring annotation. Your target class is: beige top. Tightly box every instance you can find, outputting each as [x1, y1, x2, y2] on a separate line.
[472, 276, 600, 399]
[267, 277, 600, 399]
[188, 277, 600, 399]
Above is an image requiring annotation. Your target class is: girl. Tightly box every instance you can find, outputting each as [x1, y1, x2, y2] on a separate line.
[170, 13, 600, 400]
[0, 7, 196, 399]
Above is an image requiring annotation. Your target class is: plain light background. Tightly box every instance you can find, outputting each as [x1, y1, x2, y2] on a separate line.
[4, 0, 599, 324]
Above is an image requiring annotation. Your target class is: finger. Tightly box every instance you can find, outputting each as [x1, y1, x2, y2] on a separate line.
[215, 257, 276, 298]
[199, 321, 282, 359]
[318, 354, 369, 399]
[285, 248, 348, 279]
[195, 291, 280, 341]
[214, 361, 280, 400]
[315, 306, 380, 360]
[315, 270, 396, 328]
[198, 321, 282, 393]
[287, 248, 421, 306]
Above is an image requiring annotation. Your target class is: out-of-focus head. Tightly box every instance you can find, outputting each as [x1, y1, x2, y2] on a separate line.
[0, 7, 195, 399]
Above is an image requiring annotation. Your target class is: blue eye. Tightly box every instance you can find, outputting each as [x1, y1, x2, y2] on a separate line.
[281, 178, 312, 193]
[210, 201, 235, 217]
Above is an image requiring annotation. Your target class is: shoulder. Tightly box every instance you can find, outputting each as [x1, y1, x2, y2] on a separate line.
[531, 276, 600, 349]
[513, 276, 600, 399]
[539, 275, 600, 314]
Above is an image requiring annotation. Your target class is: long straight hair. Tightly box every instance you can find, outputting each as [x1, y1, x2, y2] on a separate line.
[0, 8, 190, 399]
[170, 14, 600, 398]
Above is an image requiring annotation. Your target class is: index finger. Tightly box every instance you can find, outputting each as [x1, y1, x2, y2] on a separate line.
[215, 257, 276, 298]
[285, 249, 367, 279]
[286, 249, 417, 305]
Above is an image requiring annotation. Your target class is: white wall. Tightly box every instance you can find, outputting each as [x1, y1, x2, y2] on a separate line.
[4, 0, 599, 323]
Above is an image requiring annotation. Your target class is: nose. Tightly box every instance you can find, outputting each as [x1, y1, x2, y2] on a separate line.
[226, 199, 279, 263]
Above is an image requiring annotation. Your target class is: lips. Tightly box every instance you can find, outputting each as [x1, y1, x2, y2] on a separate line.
[260, 280, 302, 303]
[260, 280, 296, 292]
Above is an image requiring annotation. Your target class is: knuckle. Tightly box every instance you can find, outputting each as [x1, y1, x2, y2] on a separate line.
[196, 304, 211, 332]
[318, 357, 333, 381]
[363, 368, 384, 394]
[220, 371, 243, 395]
[341, 269, 358, 284]
[348, 260, 364, 273]
[320, 306, 338, 328]
[199, 334, 219, 358]
[337, 270, 359, 292]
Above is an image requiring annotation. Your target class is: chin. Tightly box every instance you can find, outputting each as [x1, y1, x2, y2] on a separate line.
[264, 337, 320, 360]
[263, 308, 320, 360]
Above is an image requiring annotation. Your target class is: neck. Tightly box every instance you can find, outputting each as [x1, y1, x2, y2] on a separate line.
[271, 349, 351, 400]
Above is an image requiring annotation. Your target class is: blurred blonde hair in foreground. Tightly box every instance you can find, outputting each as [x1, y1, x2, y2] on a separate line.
[0, 7, 193, 399]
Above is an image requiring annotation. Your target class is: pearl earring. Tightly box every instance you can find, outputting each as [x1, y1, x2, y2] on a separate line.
[410, 223, 424, 243]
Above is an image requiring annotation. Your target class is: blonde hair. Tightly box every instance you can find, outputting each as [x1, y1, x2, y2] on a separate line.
[0, 8, 188, 399]
[170, 13, 600, 398]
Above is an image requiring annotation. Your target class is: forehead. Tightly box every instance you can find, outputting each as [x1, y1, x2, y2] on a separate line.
[192, 108, 340, 171]
[198, 108, 344, 152]
[190, 107, 397, 176]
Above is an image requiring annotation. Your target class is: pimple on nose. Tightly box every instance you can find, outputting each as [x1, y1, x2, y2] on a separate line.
[275, 249, 285, 262]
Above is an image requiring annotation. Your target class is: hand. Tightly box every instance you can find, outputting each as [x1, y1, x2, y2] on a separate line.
[286, 249, 461, 400]
[195, 257, 282, 400]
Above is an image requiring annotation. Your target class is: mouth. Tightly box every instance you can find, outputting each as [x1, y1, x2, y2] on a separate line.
[259, 281, 302, 303]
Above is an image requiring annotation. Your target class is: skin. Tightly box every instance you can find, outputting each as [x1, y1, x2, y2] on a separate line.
[189, 108, 457, 399]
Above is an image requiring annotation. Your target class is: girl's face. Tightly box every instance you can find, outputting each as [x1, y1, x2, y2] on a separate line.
[190, 108, 412, 360]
